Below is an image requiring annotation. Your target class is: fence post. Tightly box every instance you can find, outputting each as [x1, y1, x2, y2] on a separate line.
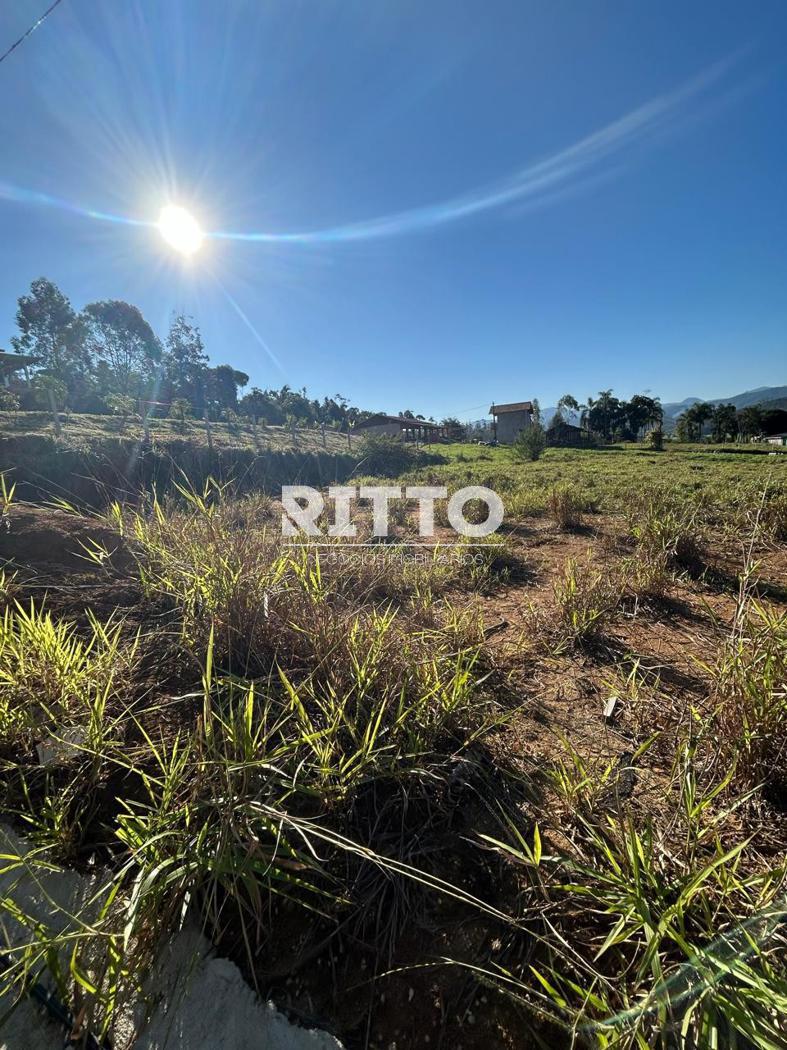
[47, 388, 61, 437]
[203, 407, 213, 453]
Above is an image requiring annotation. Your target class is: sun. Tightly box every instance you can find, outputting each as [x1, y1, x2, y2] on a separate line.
[158, 205, 204, 255]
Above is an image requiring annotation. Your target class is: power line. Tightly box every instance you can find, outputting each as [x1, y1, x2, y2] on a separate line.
[0, 0, 65, 67]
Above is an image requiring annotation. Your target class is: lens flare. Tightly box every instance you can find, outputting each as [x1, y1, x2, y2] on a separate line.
[158, 205, 203, 255]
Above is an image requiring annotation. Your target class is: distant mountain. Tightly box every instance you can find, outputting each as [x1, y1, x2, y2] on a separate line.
[722, 386, 787, 411]
[660, 397, 702, 419]
[756, 396, 787, 414]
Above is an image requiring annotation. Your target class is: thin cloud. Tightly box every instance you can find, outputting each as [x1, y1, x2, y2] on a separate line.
[0, 54, 744, 246]
[210, 55, 741, 244]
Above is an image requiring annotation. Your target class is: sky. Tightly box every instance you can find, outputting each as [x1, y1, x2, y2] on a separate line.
[1, 0, 786, 420]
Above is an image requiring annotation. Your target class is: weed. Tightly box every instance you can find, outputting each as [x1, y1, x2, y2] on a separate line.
[627, 487, 705, 575]
[482, 732, 787, 1048]
[600, 658, 663, 735]
[547, 483, 584, 530]
[709, 597, 787, 794]
[0, 602, 136, 750]
[553, 555, 620, 645]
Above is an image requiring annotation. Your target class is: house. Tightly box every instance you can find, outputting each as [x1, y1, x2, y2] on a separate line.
[489, 401, 533, 444]
[547, 417, 589, 447]
[354, 414, 448, 443]
[0, 350, 36, 388]
[766, 433, 787, 447]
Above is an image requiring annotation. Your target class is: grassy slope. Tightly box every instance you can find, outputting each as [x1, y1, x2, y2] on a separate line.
[0, 411, 360, 504]
[0, 410, 352, 454]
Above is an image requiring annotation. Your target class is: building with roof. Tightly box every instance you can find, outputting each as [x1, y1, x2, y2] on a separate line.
[354, 413, 448, 442]
[0, 351, 36, 388]
[489, 401, 533, 443]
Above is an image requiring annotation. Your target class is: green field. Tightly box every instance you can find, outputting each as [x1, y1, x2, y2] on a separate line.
[382, 440, 787, 526]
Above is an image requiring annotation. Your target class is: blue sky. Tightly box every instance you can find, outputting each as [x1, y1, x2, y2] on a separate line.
[1, 0, 785, 419]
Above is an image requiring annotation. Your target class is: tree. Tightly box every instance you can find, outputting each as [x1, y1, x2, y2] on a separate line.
[164, 315, 209, 410]
[206, 364, 249, 413]
[584, 390, 622, 440]
[626, 394, 662, 440]
[318, 395, 349, 427]
[675, 411, 693, 443]
[556, 394, 580, 423]
[11, 278, 88, 391]
[737, 405, 763, 440]
[82, 300, 160, 395]
[694, 402, 714, 439]
[761, 408, 787, 437]
[513, 421, 546, 461]
[676, 402, 713, 442]
[238, 387, 271, 423]
[687, 401, 713, 440]
[711, 403, 738, 443]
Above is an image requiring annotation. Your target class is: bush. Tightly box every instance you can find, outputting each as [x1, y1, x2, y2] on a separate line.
[0, 390, 20, 413]
[356, 434, 419, 476]
[548, 483, 584, 530]
[0, 602, 136, 751]
[648, 427, 664, 451]
[169, 397, 192, 432]
[627, 487, 704, 577]
[32, 375, 67, 411]
[106, 394, 137, 425]
[513, 422, 546, 461]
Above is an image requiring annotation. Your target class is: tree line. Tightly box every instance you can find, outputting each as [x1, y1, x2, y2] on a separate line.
[552, 391, 783, 443]
[553, 391, 664, 441]
[5, 277, 380, 429]
[673, 401, 784, 442]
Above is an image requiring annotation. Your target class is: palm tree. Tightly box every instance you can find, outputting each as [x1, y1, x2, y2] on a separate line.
[593, 390, 620, 440]
[581, 397, 594, 433]
[688, 402, 713, 441]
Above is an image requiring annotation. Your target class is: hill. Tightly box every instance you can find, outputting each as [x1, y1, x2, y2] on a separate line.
[755, 396, 787, 414]
[660, 396, 702, 419]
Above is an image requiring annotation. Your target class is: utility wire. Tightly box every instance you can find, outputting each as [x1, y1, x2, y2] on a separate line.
[0, 0, 65, 67]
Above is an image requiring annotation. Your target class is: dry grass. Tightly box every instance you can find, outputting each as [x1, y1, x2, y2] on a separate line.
[547, 482, 585, 530]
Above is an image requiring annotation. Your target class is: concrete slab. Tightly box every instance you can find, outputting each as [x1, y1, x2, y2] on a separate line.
[0, 825, 343, 1050]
